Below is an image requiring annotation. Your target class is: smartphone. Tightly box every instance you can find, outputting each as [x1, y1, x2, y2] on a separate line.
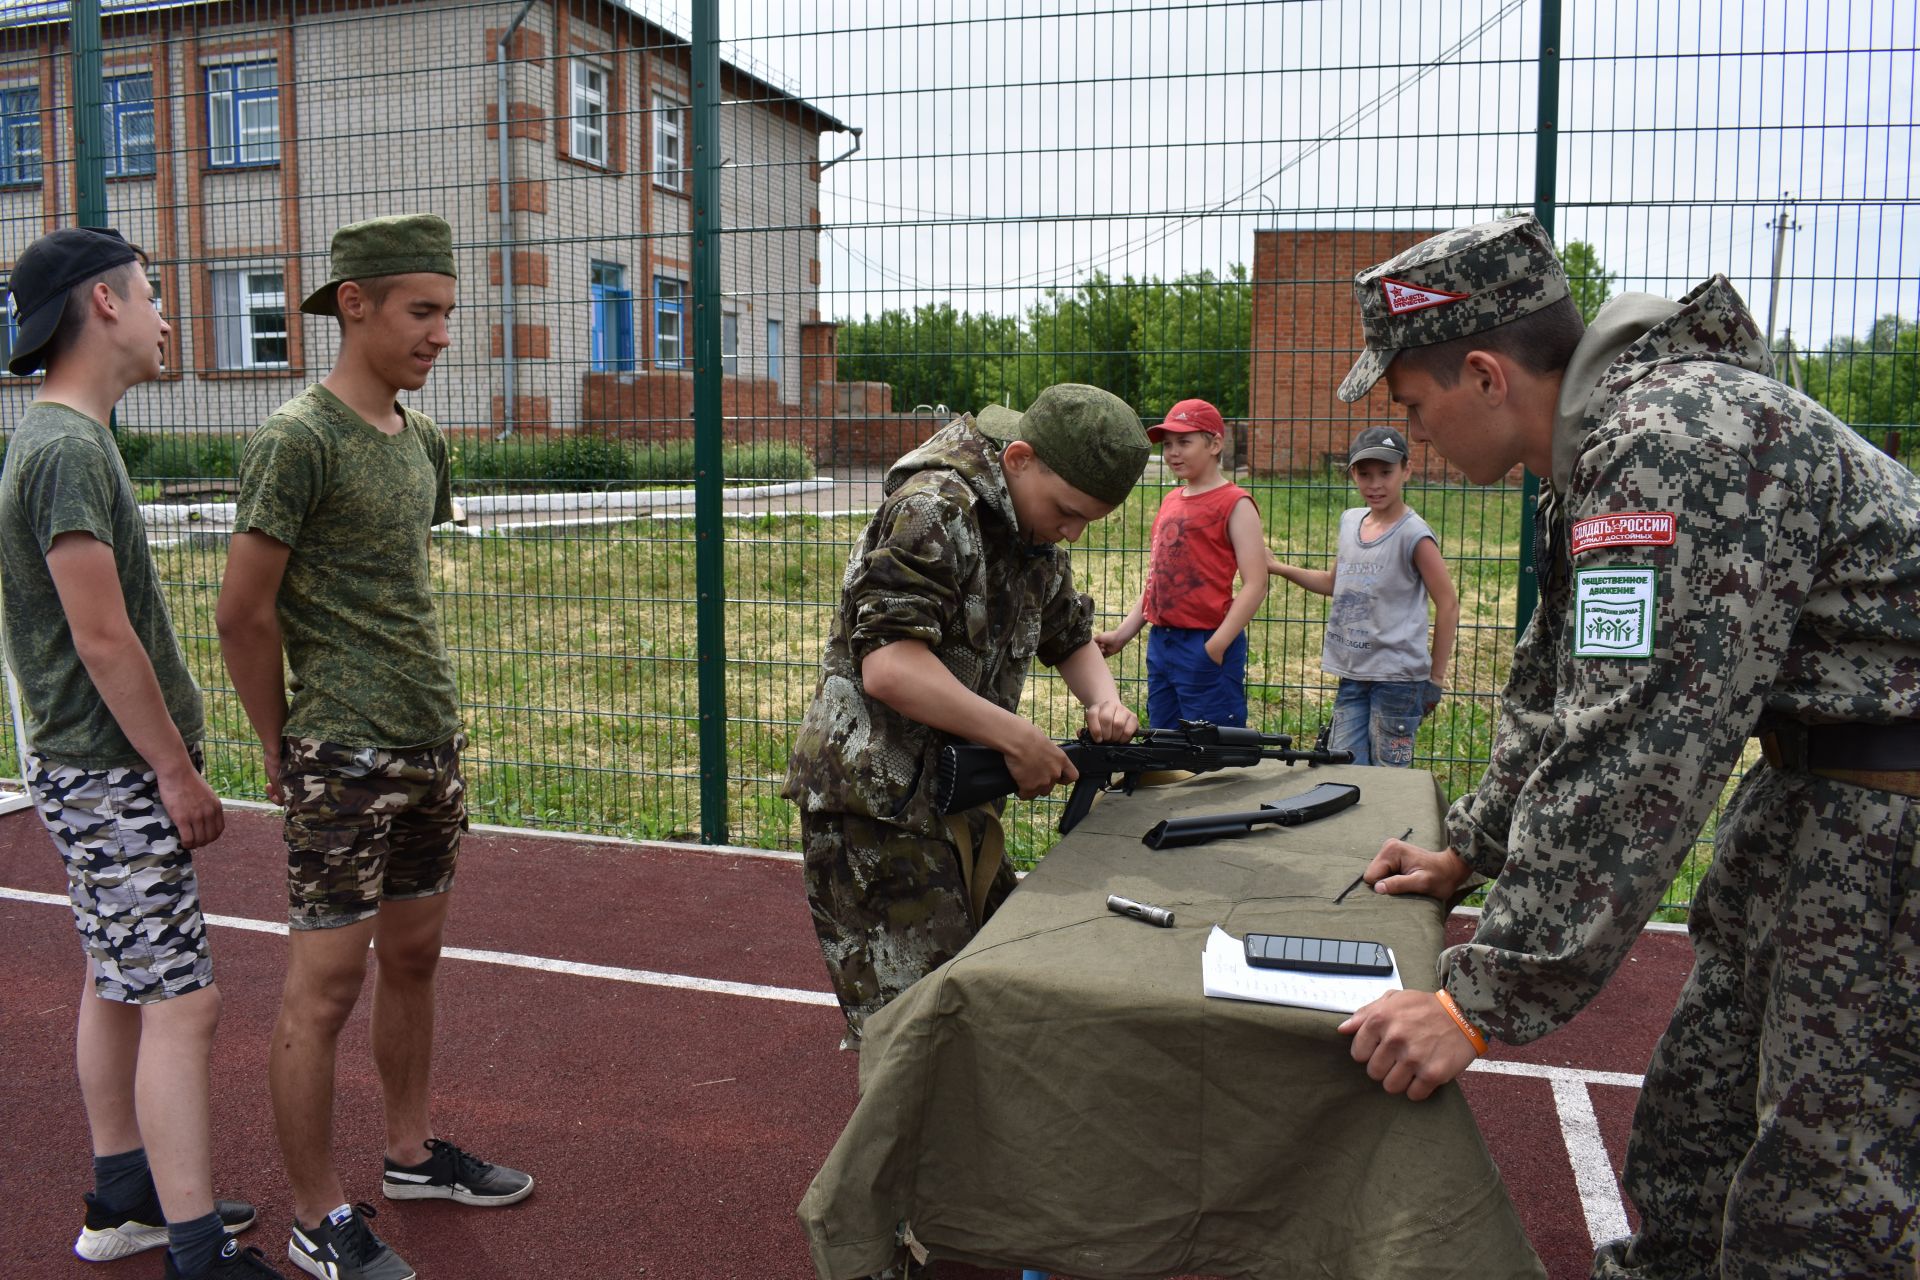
[1243, 933, 1393, 977]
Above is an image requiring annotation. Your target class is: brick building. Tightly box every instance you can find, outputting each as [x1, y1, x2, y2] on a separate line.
[1250, 226, 1510, 481]
[0, 0, 892, 448]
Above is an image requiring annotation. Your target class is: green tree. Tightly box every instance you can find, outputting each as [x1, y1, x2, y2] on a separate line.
[1804, 314, 1918, 453]
[836, 303, 1021, 413]
[1561, 240, 1616, 322]
[1132, 265, 1253, 419]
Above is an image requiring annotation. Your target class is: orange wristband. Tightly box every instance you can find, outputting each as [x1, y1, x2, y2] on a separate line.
[1435, 990, 1488, 1056]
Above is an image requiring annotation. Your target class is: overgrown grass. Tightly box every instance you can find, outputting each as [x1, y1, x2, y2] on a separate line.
[5, 467, 1716, 914]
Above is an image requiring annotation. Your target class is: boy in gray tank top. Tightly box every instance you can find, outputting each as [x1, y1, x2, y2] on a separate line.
[1269, 426, 1460, 765]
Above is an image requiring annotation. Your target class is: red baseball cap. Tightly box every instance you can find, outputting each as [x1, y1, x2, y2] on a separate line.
[1147, 398, 1225, 442]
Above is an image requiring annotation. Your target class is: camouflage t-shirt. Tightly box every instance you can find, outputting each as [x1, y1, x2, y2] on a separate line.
[0, 402, 204, 767]
[233, 384, 458, 749]
[783, 419, 1096, 836]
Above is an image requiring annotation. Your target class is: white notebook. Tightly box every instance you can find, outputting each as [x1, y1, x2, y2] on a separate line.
[1201, 925, 1404, 1014]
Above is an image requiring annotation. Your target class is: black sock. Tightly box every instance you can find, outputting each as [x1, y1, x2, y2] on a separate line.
[92, 1147, 153, 1214]
[168, 1210, 225, 1277]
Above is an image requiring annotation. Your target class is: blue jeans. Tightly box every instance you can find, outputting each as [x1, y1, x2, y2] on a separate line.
[1329, 677, 1428, 767]
[1146, 627, 1248, 729]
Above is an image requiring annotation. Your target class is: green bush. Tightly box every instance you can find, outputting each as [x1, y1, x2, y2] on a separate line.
[454, 435, 814, 487]
[114, 432, 248, 482]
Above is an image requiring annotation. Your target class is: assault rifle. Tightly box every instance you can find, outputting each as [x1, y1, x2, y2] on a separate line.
[1140, 781, 1361, 849]
[932, 719, 1353, 836]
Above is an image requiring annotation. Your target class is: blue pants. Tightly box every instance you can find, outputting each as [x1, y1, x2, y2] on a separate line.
[1328, 677, 1427, 767]
[1146, 627, 1247, 729]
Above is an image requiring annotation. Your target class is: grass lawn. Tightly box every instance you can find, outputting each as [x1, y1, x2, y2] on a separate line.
[12, 468, 1714, 918]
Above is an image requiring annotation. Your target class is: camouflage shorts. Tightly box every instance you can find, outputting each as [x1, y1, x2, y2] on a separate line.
[282, 733, 468, 931]
[29, 746, 214, 1005]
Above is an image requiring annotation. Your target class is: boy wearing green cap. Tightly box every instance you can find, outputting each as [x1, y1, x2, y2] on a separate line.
[784, 383, 1152, 1042]
[217, 215, 531, 1280]
[1331, 215, 1920, 1277]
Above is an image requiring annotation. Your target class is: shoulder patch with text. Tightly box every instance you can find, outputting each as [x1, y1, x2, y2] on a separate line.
[1570, 511, 1676, 556]
[1380, 278, 1468, 315]
[1573, 567, 1657, 659]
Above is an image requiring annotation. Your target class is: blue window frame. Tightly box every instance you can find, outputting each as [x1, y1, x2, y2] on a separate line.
[207, 62, 279, 167]
[653, 276, 686, 369]
[589, 261, 634, 373]
[0, 86, 41, 187]
[104, 73, 155, 176]
[2, 276, 19, 372]
[765, 318, 782, 384]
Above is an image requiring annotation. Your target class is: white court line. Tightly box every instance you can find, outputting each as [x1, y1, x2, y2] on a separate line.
[3, 882, 1638, 1240]
[0, 885, 835, 1006]
[1550, 1076, 1634, 1247]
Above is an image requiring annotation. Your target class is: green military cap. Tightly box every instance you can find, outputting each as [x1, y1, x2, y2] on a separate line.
[300, 213, 458, 316]
[1336, 213, 1571, 402]
[976, 383, 1151, 506]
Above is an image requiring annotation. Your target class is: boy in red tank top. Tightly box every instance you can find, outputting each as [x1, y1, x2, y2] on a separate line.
[1096, 399, 1269, 728]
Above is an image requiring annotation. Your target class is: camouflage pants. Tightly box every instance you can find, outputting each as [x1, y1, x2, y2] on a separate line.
[801, 809, 1018, 1041]
[1594, 764, 1918, 1279]
[282, 734, 467, 931]
[29, 746, 213, 1004]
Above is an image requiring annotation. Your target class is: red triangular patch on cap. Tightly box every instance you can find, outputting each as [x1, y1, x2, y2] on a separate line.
[1381, 277, 1468, 315]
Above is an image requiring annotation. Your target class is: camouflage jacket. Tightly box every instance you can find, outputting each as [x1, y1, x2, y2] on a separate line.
[782, 418, 1095, 835]
[1442, 276, 1920, 1044]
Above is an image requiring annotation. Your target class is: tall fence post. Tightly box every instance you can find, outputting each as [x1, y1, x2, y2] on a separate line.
[690, 0, 729, 843]
[1518, 0, 1562, 637]
[71, 0, 107, 229]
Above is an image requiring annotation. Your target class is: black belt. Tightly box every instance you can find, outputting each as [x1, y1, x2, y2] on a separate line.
[1756, 716, 1920, 772]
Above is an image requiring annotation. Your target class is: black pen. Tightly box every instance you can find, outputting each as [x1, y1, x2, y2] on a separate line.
[1336, 827, 1415, 903]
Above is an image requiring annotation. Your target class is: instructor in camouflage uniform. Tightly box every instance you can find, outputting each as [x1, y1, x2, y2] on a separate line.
[784, 384, 1152, 1043]
[1334, 216, 1918, 1276]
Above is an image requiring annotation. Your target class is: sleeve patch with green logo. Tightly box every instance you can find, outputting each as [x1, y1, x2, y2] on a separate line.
[1573, 566, 1658, 659]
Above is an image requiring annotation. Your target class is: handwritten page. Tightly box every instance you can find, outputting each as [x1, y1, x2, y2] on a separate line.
[1201, 926, 1403, 1014]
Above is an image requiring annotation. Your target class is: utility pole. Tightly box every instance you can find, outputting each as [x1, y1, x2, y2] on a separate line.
[1765, 194, 1798, 355]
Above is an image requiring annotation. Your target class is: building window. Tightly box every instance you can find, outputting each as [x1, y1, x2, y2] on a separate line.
[1, 276, 18, 371]
[211, 267, 288, 369]
[653, 276, 686, 368]
[765, 318, 782, 384]
[570, 59, 609, 168]
[721, 311, 738, 376]
[652, 92, 686, 190]
[589, 260, 633, 373]
[0, 87, 41, 187]
[104, 73, 155, 176]
[207, 62, 279, 167]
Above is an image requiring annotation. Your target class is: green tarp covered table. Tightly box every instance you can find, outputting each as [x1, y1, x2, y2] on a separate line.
[799, 763, 1545, 1280]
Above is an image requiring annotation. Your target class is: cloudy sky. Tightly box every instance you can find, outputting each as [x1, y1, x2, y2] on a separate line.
[662, 0, 1913, 347]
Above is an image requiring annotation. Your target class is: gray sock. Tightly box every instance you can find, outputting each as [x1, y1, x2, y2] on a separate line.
[168, 1210, 225, 1277]
[91, 1147, 152, 1213]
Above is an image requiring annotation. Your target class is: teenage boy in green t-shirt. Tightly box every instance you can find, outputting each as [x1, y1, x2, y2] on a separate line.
[217, 215, 531, 1280]
[0, 228, 278, 1278]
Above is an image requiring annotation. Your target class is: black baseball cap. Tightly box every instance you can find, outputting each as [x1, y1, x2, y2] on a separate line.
[5, 227, 141, 376]
[1349, 425, 1411, 466]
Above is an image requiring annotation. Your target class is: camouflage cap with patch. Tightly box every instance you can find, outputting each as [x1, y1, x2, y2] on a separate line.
[975, 383, 1150, 506]
[301, 213, 458, 316]
[1336, 213, 1570, 402]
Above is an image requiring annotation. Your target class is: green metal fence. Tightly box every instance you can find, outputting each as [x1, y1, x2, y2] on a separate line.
[0, 0, 1912, 912]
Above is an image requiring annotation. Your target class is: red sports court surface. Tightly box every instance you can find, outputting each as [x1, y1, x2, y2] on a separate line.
[0, 805, 1693, 1279]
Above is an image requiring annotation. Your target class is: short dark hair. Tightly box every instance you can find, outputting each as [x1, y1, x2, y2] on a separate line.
[1390, 294, 1586, 388]
[331, 275, 400, 331]
[42, 251, 149, 371]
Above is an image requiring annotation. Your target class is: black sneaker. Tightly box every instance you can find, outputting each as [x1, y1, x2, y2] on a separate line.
[381, 1138, 533, 1207]
[165, 1237, 290, 1279]
[287, 1203, 413, 1280]
[75, 1191, 258, 1262]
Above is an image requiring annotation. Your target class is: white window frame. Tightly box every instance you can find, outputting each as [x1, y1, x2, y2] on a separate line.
[721, 310, 738, 376]
[207, 61, 280, 168]
[765, 317, 782, 384]
[653, 275, 686, 369]
[570, 59, 609, 168]
[652, 92, 686, 191]
[0, 84, 42, 187]
[211, 266, 289, 370]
